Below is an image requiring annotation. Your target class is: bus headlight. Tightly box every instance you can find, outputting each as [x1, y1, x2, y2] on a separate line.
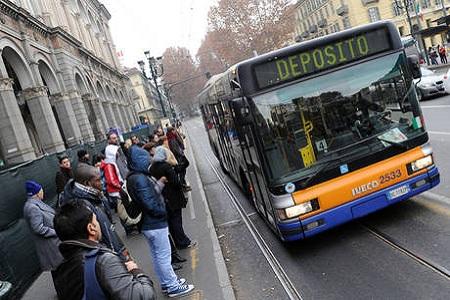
[277, 199, 319, 220]
[408, 155, 433, 174]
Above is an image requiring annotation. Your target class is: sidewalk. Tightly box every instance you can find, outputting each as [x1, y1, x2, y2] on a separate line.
[22, 138, 235, 300]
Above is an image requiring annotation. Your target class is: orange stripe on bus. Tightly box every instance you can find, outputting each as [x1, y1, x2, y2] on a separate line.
[292, 147, 428, 220]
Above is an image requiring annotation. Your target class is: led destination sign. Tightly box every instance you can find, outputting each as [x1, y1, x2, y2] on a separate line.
[254, 28, 392, 89]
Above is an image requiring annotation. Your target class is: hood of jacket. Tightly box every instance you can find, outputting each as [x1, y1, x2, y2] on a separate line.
[153, 146, 167, 163]
[105, 145, 119, 165]
[128, 145, 151, 174]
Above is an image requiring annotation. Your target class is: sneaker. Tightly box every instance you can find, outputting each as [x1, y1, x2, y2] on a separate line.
[167, 284, 195, 298]
[161, 278, 186, 293]
[172, 253, 187, 263]
[179, 240, 197, 249]
[182, 185, 192, 192]
[0, 281, 12, 297]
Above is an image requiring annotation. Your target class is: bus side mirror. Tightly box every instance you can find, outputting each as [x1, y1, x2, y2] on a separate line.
[407, 55, 422, 79]
[231, 98, 252, 126]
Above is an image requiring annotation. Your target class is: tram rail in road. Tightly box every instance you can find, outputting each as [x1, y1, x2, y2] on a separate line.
[361, 223, 450, 281]
[204, 154, 304, 300]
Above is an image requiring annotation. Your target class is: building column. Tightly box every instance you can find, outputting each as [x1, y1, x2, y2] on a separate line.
[0, 78, 36, 164]
[67, 90, 95, 143]
[50, 92, 83, 146]
[22, 86, 65, 154]
[126, 105, 137, 128]
[119, 104, 130, 131]
[102, 101, 117, 129]
[82, 93, 107, 140]
[60, 0, 77, 38]
[112, 103, 125, 131]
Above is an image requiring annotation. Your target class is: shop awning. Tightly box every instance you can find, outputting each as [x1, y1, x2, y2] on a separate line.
[415, 25, 448, 37]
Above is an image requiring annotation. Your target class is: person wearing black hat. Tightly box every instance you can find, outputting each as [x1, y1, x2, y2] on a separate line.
[77, 149, 90, 166]
[23, 180, 63, 297]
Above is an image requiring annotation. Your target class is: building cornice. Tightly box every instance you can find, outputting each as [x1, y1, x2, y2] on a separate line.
[0, 0, 127, 80]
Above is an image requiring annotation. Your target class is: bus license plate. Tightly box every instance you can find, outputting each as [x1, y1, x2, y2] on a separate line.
[387, 185, 410, 200]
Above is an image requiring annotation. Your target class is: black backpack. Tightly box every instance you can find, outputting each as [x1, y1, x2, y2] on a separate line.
[119, 186, 142, 219]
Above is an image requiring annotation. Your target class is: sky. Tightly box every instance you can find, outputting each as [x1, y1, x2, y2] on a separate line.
[101, 0, 215, 69]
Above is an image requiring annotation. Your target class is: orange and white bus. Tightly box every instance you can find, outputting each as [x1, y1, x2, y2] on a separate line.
[198, 21, 439, 241]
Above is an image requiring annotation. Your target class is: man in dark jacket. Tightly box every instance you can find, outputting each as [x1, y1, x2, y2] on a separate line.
[55, 155, 73, 204]
[54, 200, 155, 300]
[61, 163, 126, 258]
[150, 146, 195, 249]
[126, 145, 195, 297]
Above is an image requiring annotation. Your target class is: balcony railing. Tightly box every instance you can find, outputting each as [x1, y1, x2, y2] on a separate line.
[309, 24, 318, 33]
[336, 4, 349, 16]
[318, 19, 327, 28]
[361, 0, 379, 5]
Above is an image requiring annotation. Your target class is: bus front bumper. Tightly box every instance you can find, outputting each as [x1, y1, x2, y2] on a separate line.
[277, 166, 440, 242]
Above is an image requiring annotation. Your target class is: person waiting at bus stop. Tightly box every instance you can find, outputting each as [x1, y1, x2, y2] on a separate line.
[55, 155, 73, 205]
[23, 180, 63, 298]
[150, 146, 196, 249]
[53, 200, 155, 300]
[61, 163, 128, 259]
[126, 144, 195, 297]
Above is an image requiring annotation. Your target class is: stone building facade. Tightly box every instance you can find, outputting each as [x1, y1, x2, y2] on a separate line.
[0, 0, 139, 166]
[291, 0, 450, 48]
[126, 67, 163, 125]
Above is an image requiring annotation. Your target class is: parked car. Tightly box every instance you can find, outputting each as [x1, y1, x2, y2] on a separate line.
[443, 68, 450, 92]
[414, 67, 446, 100]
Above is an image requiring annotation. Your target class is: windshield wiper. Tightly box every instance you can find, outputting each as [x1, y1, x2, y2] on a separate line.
[300, 148, 367, 189]
[377, 137, 408, 150]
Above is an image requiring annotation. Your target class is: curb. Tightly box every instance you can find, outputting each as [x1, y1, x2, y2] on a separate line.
[185, 129, 236, 300]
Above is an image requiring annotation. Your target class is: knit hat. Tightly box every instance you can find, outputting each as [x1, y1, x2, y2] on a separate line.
[25, 180, 42, 197]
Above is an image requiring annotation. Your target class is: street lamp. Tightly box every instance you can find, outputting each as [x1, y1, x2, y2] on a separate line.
[137, 60, 146, 78]
[143, 51, 167, 118]
[394, 0, 429, 64]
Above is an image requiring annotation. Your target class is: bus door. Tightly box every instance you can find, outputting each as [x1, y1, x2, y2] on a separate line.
[213, 103, 237, 175]
[234, 104, 276, 226]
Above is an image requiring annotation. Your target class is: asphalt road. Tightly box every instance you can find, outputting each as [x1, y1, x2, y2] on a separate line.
[186, 99, 450, 300]
[420, 95, 450, 196]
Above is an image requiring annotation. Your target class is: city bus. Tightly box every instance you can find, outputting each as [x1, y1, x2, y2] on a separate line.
[198, 21, 440, 242]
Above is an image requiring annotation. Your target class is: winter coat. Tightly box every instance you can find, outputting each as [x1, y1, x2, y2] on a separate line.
[55, 168, 73, 194]
[126, 145, 168, 231]
[23, 198, 64, 271]
[163, 145, 178, 166]
[166, 131, 184, 158]
[61, 180, 125, 255]
[101, 161, 122, 194]
[149, 147, 187, 210]
[55, 239, 155, 300]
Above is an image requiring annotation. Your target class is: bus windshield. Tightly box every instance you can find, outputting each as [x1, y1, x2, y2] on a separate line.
[252, 52, 425, 185]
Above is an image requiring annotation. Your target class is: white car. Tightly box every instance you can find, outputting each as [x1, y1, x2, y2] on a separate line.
[414, 67, 446, 100]
[443, 68, 450, 93]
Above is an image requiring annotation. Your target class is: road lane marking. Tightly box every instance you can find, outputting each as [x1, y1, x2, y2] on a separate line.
[421, 105, 450, 109]
[428, 131, 450, 136]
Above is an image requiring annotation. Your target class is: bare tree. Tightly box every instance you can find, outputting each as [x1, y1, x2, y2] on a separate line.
[197, 0, 294, 73]
[162, 47, 204, 114]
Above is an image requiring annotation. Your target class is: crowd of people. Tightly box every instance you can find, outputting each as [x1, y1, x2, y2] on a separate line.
[21, 122, 197, 299]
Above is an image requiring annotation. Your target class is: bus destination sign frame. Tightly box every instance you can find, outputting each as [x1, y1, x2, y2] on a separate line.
[253, 27, 393, 90]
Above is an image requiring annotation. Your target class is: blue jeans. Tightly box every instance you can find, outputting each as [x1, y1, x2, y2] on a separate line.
[143, 227, 179, 291]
